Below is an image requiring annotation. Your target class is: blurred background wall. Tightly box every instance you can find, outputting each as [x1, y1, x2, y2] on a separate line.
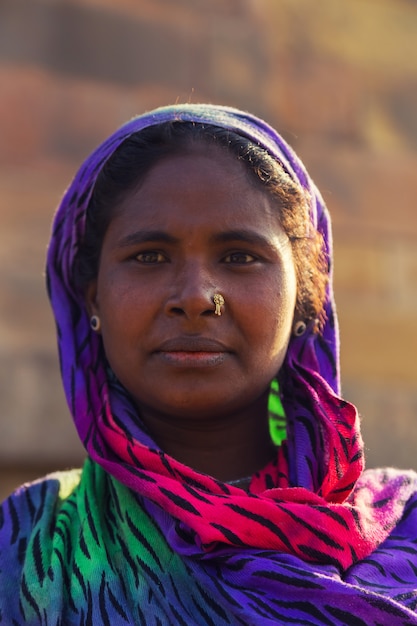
[1, 0, 417, 500]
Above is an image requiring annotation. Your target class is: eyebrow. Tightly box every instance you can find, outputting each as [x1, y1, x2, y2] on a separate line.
[210, 229, 277, 249]
[116, 230, 180, 248]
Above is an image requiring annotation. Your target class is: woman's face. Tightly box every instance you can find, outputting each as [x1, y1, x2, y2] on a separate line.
[86, 146, 297, 422]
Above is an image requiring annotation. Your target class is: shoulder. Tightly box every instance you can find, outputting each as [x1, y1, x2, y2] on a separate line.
[355, 466, 417, 549]
[346, 468, 417, 614]
[1, 468, 82, 532]
[0, 469, 82, 598]
[357, 466, 417, 500]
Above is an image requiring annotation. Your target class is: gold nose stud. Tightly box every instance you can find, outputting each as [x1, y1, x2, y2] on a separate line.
[213, 294, 225, 316]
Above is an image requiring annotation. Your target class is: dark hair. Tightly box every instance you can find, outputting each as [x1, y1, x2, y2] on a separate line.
[74, 121, 328, 329]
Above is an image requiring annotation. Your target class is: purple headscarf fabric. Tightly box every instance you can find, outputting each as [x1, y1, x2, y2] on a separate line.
[2, 104, 417, 624]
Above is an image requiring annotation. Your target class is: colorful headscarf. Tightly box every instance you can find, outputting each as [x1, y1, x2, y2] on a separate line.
[2, 104, 417, 624]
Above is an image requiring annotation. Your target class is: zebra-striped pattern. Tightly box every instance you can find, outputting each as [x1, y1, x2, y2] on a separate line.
[1, 461, 417, 624]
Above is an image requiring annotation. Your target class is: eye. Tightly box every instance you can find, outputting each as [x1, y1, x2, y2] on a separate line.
[223, 252, 257, 264]
[135, 251, 166, 264]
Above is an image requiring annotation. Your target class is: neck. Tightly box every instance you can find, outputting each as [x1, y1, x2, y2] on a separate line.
[138, 393, 276, 482]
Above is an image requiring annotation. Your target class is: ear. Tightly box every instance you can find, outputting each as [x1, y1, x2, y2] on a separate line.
[85, 280, 99, 318]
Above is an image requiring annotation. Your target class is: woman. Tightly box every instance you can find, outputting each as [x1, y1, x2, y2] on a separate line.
[1, 104, 417, 625]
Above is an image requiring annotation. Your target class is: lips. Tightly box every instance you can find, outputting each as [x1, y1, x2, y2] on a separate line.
[156, 336, 230, 353]
[154, 337, 231, 368]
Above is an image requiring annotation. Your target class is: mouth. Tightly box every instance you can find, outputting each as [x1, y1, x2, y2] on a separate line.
[157, 337, 229, 352]
[155, 337, 231, 368]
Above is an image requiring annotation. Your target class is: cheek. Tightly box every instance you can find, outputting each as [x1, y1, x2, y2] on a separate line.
[237, 293, 293, 349]
[248, 275, 296, 357]
[95, 274, 144, 348]
[97, 267, 142, 317]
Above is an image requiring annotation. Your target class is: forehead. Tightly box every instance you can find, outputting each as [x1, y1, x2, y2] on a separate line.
[109, 147, 283, 233]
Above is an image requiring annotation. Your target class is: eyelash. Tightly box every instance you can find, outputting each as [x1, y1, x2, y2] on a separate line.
[223, 252, 257, 264]
[133, 250, 258, 265]
[135, 251, 166, 264]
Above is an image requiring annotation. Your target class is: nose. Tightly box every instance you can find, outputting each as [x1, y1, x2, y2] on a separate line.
[165, 262, 217, 320]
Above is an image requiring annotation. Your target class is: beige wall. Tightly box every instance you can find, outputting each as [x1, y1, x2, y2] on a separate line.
[1, 0, 417, 500]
